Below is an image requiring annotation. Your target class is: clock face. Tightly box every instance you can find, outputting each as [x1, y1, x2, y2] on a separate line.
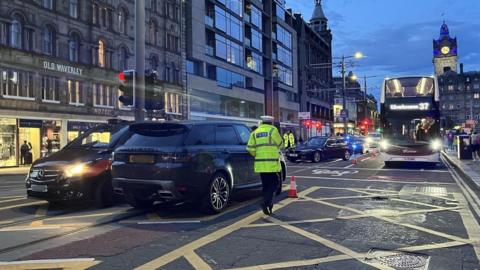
[441, 46, 450, 55]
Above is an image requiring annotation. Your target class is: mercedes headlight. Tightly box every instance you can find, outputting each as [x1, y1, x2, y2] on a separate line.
[64, 162, 90, 178]
[430, 139, 442, 151]
[380, 140, 390, 150]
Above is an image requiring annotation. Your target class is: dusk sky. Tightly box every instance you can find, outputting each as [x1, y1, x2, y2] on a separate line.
[287, 0, 480, 99]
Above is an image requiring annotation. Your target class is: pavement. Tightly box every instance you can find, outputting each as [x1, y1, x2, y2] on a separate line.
[0, 154, 479, 269]
[443, 150, 480, 190]
[0, 166, 30, 176]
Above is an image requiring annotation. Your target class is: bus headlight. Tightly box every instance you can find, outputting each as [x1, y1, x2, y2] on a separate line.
[380, 140, 390, 150]
[430, 139, 442, 151]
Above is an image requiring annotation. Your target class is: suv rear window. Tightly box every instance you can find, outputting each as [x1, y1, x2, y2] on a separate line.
[124, 123, 188, 147]
[184, 125, 215, 145]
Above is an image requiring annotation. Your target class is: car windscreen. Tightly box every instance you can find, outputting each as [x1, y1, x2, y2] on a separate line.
[306, 137, 326, 147]
[123, 123, 188, 147]
[65, 125, 128, 149]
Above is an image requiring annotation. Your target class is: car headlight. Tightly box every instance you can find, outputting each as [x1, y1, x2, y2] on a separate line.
[64, 162, 89, 178]
[366, 137, 373, 144]
[430, 139, 442, 151]
[380, 140, 389, 150]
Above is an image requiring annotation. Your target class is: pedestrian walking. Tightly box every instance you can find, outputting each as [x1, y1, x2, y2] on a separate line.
[247, 116, 284, 215]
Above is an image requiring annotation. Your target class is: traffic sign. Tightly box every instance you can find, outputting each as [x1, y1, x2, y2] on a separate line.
[340, 109, 349, 119]
[298, 112, 311, 120]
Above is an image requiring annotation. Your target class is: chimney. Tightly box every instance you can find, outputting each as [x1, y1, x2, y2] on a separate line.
[460, 63, 464, 74]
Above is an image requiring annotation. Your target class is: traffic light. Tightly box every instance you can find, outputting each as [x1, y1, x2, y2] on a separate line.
[315, 122, 322, 131]
[118, 70, 135, 106]
[305, 120, 312, 129]
[144, 71, 164, 111]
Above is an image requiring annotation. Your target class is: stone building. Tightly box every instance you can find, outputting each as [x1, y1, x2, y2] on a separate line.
[293, 0, 334, 137]
[0, 0, 186, 168]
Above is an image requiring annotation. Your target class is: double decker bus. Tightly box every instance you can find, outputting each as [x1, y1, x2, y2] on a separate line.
[380, 76, 442, 166]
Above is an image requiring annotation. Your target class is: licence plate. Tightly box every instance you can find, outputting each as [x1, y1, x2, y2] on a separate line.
[31, 184, 48, 193]
[289, 153, 298, 157]
[404, 157, 416, 161]
[129, 155, 155, 164]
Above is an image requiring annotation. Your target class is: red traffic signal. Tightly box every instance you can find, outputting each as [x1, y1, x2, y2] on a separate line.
[118, 71, 125, 82]
[305, 120, 311, 128]
[316, 122, 322, 129]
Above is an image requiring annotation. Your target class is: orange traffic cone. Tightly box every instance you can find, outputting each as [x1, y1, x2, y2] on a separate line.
[352, 157, 358, 165]
[288, 176, 298, 198]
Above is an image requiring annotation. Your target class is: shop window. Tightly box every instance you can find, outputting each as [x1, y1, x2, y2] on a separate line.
[41, 76, 60, 103]
[165, 92, 181, 114]
[68, 79, 83, 105]
[1, 70, 34, 99]
[93, 84, 113, 107]
[41, 120, 62, 157]
[0, 118, 18, 167]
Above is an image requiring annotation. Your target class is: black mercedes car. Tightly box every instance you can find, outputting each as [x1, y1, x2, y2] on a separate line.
[112, 121, 286, 214]
[26, 121, 130, 207]
[286, 136, 351, 163]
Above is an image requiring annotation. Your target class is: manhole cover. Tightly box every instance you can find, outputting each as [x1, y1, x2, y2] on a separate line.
[416, 186, 448, 197]
[365, 249, 430, 270]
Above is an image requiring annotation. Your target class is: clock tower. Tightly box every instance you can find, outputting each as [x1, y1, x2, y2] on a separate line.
[433, 21, 458, 76]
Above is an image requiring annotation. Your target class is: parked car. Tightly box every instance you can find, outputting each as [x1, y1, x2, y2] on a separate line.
[286, 136, 351, 163]
[26, 121, 131, 207]
[112, 121, 287, 214]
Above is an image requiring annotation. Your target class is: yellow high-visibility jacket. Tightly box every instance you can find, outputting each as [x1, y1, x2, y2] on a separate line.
[247, 124, 283, 173]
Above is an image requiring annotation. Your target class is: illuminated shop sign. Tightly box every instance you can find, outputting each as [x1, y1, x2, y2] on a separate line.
[43, 61, 83, 76]
[389, 103, 431, 111]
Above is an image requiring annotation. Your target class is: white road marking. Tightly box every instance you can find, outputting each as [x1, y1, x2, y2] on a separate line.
[137, 220, 201, 225]
[290, 175, 456, 185]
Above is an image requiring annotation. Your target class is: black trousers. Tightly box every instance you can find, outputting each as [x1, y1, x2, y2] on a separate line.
[260, 173, 279, 208]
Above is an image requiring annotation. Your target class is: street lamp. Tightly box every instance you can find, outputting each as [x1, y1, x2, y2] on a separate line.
[339, 52, 363, 136]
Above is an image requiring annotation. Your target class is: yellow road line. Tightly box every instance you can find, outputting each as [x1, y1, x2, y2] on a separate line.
[453, 192, 480, 258]
[184, 252, 213, 270]
[267, 216, 395, 270]
[0, 258, 100, 270]
[302, 196, 471, 244]
[246, 218, 334, 228]
[30, 204, 49, 226]
[0, 197, 27, 204]
[134, 187, 320, 270]
[0, 201, 46, 212]
[45, 210, 130, 221]
[225, 254, 352, 270]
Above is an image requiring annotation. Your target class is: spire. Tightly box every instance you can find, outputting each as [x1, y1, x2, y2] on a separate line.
[311, 0, 327, 22]
[440, 21, 450, 39]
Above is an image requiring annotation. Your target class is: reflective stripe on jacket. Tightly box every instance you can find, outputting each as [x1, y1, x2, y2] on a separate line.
[247, 124, 283, 173]
[289, 133, 295, 148]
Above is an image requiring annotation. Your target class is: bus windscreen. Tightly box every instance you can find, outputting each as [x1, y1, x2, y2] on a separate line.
[385, 77, 434, 98]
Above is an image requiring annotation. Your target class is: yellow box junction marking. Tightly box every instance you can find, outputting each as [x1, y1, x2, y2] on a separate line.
[0, 258, 100, 270]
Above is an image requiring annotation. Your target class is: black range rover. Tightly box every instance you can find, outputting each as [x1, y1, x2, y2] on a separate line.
[26, 122, 130, 207]
[112, 121, 287, 213]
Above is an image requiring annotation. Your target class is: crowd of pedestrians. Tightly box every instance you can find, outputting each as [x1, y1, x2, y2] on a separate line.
[444, 129, 480, 160]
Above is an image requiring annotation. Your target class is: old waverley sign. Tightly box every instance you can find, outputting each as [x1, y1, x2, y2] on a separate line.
[43, 61, 83, 76]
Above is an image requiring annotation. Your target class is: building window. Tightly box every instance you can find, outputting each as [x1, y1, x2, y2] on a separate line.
[41, 76, 59, 102]
[274, 64, 293, 86]
[10, 19, 22, 49]
[165, 92, 181, 114]
[474, 83, 480, 90]
[275, 2, 285, 21]
[93, 84, 112, 107]
[1, 70, 34, 99]
[217, 0, 242, 17]
[150, 55, 159, 72]
[251, 29, 262, 51]
[166, 34, 179, 53]
[42, 0, 54, 9]
[69, 0, 78, 18]
[247, 52, 263, 74]
[214, 6, 243, 42]
[216, 67, 245, 88]
[165, 66, 171, 82]
[92, 4, 98, 24]
[148, 20, 157, 45]
[276, 24, 292, 49]
[277, 45, 292, 67]
[474, 93, 480, 99]
[68, 34, 79, 62]
[151, 0, 158, 12]
[447, 85, 454, 91]
[68, 79, 83, 105]
[118, 8, 126, 34]
[98, 40, 105, 68]
[42, 25, 54, 55]
[215, 34, 244, 67]
[118, 47, 129, 70]
[249, 4, 262, 30]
